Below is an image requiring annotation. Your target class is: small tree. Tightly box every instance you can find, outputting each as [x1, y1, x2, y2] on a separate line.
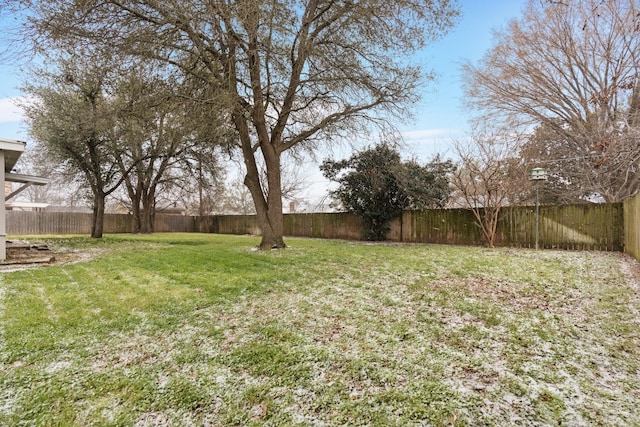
[321, 144, 454, 240]
[450, 128, 528, 247]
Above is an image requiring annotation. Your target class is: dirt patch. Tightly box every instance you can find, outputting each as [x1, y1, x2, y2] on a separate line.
[0, 247, 100, 272]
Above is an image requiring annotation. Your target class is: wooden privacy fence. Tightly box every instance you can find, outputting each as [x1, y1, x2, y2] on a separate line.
[399, 204, 623, 251]
[197, 212, 363, 240]
[7, 211, 197, 235]
[198, 203, 623, 251]
[624, 192, 640, 259]
[6, 202, 626, 252]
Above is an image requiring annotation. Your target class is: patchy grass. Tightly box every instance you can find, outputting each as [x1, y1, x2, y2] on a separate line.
[1, 233, 639, 426]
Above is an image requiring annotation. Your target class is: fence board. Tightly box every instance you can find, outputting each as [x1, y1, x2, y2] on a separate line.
[310, 213, 362, 240]
[153, 215, 196, 233]
[624, 193, 640, 259]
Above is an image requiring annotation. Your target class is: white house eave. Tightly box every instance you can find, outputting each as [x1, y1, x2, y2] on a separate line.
[0, 138, 26, 173]
[0, 137, 26, 152]
[5, 172, 49, 186]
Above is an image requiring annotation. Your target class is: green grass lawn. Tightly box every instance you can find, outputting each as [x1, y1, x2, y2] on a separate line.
[1, 233, 638, 426]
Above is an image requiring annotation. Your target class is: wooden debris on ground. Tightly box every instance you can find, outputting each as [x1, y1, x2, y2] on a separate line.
[7, 240, 50, 251]
[2, 240, 54, 265]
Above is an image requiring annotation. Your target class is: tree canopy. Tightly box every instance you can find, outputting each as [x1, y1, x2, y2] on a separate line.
[20, 48, 227, 236]
[8, 0, 460, 248]
[21, 52, 124, 237]
[321, 144, 454, 241]
[464, 0, 640, 202]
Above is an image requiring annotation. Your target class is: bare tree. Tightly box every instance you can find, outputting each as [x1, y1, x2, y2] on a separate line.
[9, 0, 460, 249]
[112, 66, 226, 233]
[217, 178, 258, 216]
[166, 144, 227, 218]
[518, 120, 603, 203]
[464, 0, 640, 202]
[450, 127, 529, 247]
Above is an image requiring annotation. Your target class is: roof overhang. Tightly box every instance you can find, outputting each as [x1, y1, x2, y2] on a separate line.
[0, 137, 26, 173]
[5, 172, 50, 201]
[5, 172, 49, 186]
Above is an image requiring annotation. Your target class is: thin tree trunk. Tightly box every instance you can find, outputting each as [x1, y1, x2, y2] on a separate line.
[472, 206, 499, 248]
[130, 192, 142, 234]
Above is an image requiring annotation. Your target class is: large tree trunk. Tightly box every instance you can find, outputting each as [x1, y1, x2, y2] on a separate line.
[234, 95, 287, 249]
[129, 193, 142, 233]
[260, 141, 286, 249]
[260, 190, 286, 250]
[254, 203, 286, 249]
[140, 191, 154, 234]
[243, 157, 286, 250]
[91, 192, 106, 238]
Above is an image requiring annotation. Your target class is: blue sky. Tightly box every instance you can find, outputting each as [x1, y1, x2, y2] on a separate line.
[403, 0, 527, 158]
[0, 0, 527, 165]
